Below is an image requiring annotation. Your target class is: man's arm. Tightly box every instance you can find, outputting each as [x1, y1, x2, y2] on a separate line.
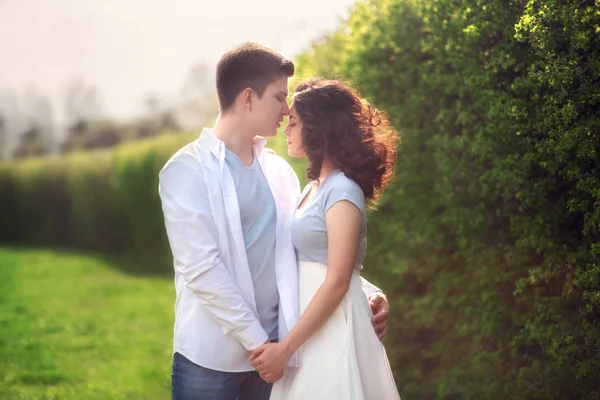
[159, 160, 268, 351]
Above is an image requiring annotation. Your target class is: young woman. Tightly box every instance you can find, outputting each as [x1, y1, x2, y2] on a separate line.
[251, 78, 401, 399]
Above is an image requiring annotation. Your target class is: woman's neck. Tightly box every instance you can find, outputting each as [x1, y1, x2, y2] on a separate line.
[317, 158, 337, 185]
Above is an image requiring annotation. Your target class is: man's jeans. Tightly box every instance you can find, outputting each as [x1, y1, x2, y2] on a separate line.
[171, 352, 272, 400]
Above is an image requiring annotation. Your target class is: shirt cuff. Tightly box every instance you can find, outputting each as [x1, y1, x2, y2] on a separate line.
[234, 320, 270, 351]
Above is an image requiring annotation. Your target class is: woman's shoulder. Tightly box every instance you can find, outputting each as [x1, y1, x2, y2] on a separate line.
[326, 171, 363, 194]
[321, 171, 366, 210]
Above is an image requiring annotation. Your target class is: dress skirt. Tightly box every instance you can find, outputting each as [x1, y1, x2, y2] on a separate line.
[270, 261, 401, 400]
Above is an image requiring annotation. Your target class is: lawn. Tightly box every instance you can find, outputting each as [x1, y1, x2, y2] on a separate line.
[0, 248, 174, 399]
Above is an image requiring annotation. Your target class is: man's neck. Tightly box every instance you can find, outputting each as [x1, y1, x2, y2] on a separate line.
[213, 113, 255, 166]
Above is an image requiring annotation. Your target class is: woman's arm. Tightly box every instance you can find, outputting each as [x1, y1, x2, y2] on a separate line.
[281, 200, 360, 353]
[250, 200, 361, 381]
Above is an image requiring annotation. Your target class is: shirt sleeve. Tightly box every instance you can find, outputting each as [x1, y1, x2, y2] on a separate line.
[159, 160, 268, 351]
[323, 176, 366, 214]
[361, 277, 383, 295]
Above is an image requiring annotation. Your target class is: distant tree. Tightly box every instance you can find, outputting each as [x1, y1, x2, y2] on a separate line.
[175, 62, 219, 130]
[0, 92, 20, 161]
[63, 79, 104, 128]
[13, 126, 45, 159]
[11, 89, 55, 159]
[141, 94, 181, 136]
[60, 79, 105, 152]
[61, 119, 123, 152]
[0, 112, 7, 161]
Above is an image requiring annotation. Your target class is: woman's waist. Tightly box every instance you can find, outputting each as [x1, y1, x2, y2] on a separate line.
[298, 260, 361, 276]
[296, 249, 364, 271]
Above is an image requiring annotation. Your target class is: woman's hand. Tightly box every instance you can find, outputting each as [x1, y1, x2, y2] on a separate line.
[250, 342, 293, 383]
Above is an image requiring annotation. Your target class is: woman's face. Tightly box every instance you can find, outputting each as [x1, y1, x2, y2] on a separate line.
[283, 102, 307, 158]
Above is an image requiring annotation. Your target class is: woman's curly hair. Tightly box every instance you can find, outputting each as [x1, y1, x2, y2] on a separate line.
[293, 78, 400, 207]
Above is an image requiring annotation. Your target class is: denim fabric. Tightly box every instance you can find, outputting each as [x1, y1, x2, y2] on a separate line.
[171, 352, 272, 400]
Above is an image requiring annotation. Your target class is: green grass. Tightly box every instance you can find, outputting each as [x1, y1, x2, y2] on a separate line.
[0, 248, 174, 399]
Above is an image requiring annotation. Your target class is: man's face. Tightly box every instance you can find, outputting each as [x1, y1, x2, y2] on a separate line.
[249, 75, 290, 137]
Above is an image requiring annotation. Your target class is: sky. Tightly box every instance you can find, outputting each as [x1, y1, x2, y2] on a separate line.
[0, 0, 356, 121]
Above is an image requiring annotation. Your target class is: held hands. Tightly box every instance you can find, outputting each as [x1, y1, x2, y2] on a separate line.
[249, 293, 389, 383]
[368, 292, 389, 340]
[250, 342, 293, 383]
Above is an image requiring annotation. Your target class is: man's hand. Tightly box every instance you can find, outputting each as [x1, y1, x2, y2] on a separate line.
[368, 292, 389, 340]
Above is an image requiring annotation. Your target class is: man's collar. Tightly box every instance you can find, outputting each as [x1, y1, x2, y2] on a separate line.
[252, 136, 268, 152]
[198, 128, 224, 161]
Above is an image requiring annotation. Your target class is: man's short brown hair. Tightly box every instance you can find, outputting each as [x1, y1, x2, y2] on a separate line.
[216, 42, 294, 112]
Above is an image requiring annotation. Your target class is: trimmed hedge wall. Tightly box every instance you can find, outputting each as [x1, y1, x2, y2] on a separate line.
[0, 133, 196, 273]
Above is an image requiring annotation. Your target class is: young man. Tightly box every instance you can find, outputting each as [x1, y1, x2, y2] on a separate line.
[158, 42, 390, 400]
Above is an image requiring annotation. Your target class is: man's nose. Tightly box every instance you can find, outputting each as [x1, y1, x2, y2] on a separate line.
[283, 102, 290, 115]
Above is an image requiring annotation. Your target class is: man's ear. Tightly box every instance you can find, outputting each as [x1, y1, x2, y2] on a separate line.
[241, 88, 253, 111]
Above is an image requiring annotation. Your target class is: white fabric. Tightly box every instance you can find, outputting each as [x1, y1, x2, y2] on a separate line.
[159, 128, 301, 372]
[270, 261, 401, 400]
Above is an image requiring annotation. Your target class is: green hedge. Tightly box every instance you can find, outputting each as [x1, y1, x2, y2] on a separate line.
[0, 133, 197, 273]
[295, 0, 599, 398]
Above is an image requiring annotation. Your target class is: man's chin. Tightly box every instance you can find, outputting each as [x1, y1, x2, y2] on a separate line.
[262, 130, 278, 138]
